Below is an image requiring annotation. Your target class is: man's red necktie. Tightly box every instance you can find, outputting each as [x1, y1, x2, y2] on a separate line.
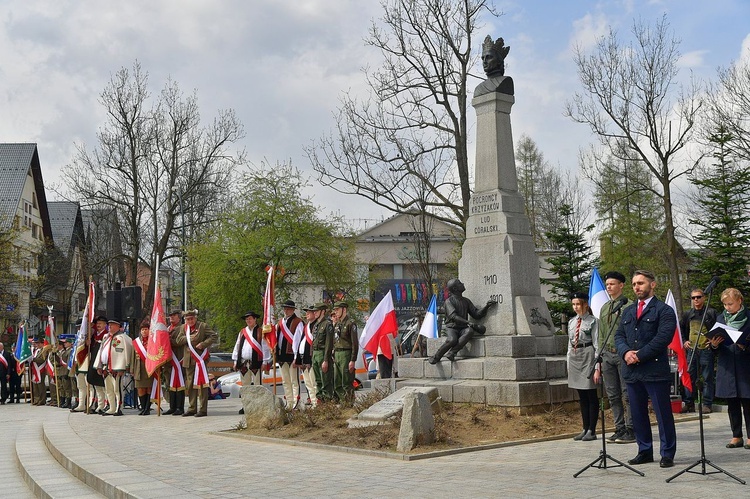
[637, 300, 645, 319]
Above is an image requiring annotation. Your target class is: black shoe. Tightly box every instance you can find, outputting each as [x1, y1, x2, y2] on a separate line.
[615, 429, 636, 444]
[172, 409, 184, 416]
[238, 408, 244, 415]
[194, 413, 207, 417]
[608, 428, 624, 442]
[581, 430, 597, 441]
[113, 410, 124, 416]
[659, 457, 674, 468]
[182, 411, 196, 417]
[427, 356, 438, 365]
[573, 430, 587, 441]
[163, 408, 175, 415]
[628, 452, 654, 465]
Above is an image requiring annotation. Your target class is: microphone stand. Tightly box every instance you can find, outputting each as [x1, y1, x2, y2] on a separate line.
[667, 283, 745, 484]
[575, 300, 643, 477]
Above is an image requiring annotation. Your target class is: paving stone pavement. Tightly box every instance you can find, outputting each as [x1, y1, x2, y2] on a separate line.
[3, 398, 750, 498]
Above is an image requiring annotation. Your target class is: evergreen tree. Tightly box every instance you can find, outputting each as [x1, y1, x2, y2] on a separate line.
[542, 204, 599, 328]
[582, 145, 666, 277]
[689, 126, 750, 296]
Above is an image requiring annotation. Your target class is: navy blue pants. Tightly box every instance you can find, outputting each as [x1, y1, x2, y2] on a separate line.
[626, 379, 677, 458]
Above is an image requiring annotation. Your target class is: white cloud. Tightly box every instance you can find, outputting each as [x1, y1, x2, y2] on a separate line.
[568, 13, 610, 54]
[678, 50, 707, 69]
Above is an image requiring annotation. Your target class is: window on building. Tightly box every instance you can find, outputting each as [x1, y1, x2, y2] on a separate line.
[32, 192, 38, 209]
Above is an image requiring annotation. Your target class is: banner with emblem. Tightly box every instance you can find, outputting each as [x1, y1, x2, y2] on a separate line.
[146, 282, 172, 376]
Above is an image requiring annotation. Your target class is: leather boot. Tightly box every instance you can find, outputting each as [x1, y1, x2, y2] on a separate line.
[60, 397, 70, 409]
[163, 391, 176, 415]
[141, 395, 151, 416]
[172, 391, 185, 416]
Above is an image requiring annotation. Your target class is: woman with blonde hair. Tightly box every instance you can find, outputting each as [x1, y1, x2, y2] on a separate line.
[710, 288, 750, 448]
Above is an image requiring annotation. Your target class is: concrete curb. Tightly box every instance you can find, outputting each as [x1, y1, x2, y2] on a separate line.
[14, 420, 104, 499]
[43, 418, 199, 499]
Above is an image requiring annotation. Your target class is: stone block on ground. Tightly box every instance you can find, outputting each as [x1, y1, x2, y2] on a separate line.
[452, 381, 487, 404]
[483, 335, 537, 357]
[350, 386, 440, 427]
[483, 357, 546, 381]
[241, 385, 286, 429]
[397, 357, 426, 378]
[396, 391, 435, 452]
[485, 380, 550, 408]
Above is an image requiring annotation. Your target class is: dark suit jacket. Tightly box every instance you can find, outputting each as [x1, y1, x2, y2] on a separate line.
[713, 315, 750, 399]
[615, 297, 676, 383]
[0, 350, 14, 378]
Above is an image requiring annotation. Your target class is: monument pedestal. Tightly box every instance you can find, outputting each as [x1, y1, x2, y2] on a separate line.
[385, 73, 575, 412]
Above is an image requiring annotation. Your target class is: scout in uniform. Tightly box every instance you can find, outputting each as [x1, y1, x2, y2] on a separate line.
[331, 301, 358, 405]
[31, 336, 49, 406]
[310, 303, 334, 402]
[164, 310, 186, 415]
[132, 319, 155, 415]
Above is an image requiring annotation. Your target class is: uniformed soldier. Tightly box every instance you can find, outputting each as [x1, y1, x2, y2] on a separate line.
[56, 335, 73, 408]
[310, 303, 334, 402]
[30, 336, 48, 406]
[232, 311, 270, 414]
[293, 305, 318, 407]
[331, 301, 358, 405]
[47, 341, 62, 407]
[132, 319, 155, 415]
[175, 310, 218, 417]
[164, 310, 186, 416]
[276, 300, 303, 408]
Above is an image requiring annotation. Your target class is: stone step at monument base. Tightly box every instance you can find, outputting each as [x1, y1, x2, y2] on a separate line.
[370, 377, 576, 414]
[426, 334, 567, 358]
[398, 355, 568, 382]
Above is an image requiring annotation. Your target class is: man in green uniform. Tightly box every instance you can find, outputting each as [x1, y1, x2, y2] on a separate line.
[331, 301, 358, 405]
[310, 303, 334, 402]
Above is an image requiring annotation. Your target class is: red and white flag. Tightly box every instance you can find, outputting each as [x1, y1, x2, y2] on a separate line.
[262, 265, 277, 351]
[44, 308, 56, 347]
[360, 291, 398, 360]
[74, 282, 95, 366]
[666, 290, 692, 392]
[146, 283, 172, 376]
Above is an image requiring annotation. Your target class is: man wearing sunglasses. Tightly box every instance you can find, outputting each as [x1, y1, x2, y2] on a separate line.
[680, 289, 718, 413]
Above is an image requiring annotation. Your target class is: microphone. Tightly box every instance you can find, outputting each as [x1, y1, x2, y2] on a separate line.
[703, 276, 720, 295]
[610, 296, 628, 314]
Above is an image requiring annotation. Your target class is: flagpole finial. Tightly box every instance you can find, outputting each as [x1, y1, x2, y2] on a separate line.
[47, 305, 54, 314]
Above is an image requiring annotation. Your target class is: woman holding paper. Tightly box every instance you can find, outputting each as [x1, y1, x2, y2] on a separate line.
[710, 288, 750, 449]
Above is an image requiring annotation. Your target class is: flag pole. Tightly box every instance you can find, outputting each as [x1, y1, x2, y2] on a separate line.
[157, 367, 162, 416]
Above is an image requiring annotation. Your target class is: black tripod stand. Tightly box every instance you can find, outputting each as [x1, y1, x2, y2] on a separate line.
[666, 281, 745, 484]
[575, 299, 643, 478]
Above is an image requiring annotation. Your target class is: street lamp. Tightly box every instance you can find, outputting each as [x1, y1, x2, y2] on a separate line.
[173, 188, 187, 311]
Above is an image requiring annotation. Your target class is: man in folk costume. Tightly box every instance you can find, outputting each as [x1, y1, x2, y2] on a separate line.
[94, 318, 134, 416]
[331, 301, 358, 405]
[232, 311, 270, 415]
[31, 336, 49, 406]
[277, 300, 303, 409]
[86, 316, 108, 414]
[164, 310, 186, 416]
[132, 318, 156, 415]
[309, 302, 334, 403]
[293, 304, 318, 407]
[175, 310, 217, 417]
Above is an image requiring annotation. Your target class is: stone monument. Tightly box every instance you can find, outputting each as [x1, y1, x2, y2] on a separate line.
[392, 36, 572, 412]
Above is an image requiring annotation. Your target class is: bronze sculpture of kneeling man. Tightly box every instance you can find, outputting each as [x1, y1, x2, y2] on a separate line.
[429, 278, 497, 364]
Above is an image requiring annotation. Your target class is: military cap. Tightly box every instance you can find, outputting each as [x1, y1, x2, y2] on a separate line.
[603, 271, 627, 283]
[332, 301, 349, 309]
[570, 292, 588, 301]
[94, 315, 108, 323]
[107, 318, 122, 326]
[168, 310, 182, 316]
[280, 300, 296, 309]
[183, 309, 198, 317]
[242, 311, 260, 319]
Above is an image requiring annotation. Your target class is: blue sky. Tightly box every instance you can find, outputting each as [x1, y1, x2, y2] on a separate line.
[1, 0, 748, 229]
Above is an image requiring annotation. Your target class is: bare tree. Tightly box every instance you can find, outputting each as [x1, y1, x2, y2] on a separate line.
[706, 53, 750, 161]
[63, 63, 244, 312]
[565, 15, 702, 310]
[307, 0, 498, 231]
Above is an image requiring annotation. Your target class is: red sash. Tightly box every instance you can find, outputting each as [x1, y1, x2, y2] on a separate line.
[133, 337, 148, 362]
[31, 358, 42, 384]
[304, 323, 313, 345]
[46, 356, 55, 379]
[0, 353, 7, 369]
[169, 353, 185, 390]
[242, 327, 264, 358]
[186, 325, 210, 388]
[278, 319, 294, 345]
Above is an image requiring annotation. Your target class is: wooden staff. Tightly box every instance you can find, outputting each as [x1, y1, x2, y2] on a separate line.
[157, 366, 162, 416]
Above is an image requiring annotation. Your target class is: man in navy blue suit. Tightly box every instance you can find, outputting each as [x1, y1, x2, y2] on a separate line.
[615, 270, 678, 468]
